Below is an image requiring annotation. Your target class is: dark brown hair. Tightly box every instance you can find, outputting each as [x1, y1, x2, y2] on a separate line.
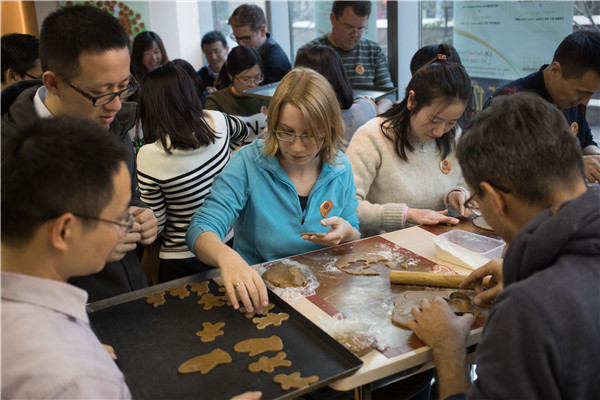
[380, 44, 471, 161]
[294, 44, 354, 110]
[140, 63, 215, 154]
[131, 31, 169, 81]
[458, 92, 584, 205]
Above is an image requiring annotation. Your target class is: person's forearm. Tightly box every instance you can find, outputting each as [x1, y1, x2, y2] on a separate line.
[193, 231, 240, 268]
[583, 145, 600, 156]
[432, 345, 470, 400]
[376, 98, 394, 114]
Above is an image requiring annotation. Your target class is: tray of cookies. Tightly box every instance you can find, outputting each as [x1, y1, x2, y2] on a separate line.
[87, 269, 362, 400]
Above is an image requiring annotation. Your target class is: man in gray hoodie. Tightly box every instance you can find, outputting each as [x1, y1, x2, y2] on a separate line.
[407, 92, 600, 399]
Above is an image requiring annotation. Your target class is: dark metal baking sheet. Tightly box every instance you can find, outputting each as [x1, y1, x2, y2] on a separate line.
[244, 82, 396, 101]
[88, 270, 362, 400]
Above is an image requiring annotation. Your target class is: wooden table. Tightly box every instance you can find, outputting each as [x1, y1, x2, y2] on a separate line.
[261, 223, 497, 397]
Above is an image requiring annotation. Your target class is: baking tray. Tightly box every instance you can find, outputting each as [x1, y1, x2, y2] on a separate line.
[88, 269, 362, 400]
[244, 82, 397, 101]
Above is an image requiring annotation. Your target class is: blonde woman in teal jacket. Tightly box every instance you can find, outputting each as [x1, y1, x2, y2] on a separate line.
[186, 68, 360, 314]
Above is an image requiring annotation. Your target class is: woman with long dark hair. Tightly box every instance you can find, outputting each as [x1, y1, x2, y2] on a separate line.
[136, 63, 250, 282]
[131, 31, 169, 82]
[347, 44, 473, 237]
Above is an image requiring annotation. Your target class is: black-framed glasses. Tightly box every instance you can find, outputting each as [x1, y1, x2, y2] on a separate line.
[463, 190, 482, 216]
[73, 211, 134, 234]
[229, 32, 256, 44]
[55, 72, 140, 107]
[275, 130, 324, 146]
[463, 183, 511, 215]
[235, 73, 264, 86]
[23, 72, 42, 80]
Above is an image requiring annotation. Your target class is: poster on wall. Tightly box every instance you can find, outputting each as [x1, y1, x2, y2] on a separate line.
[453, 1, 573, 109]
[62, 1, 150, 40]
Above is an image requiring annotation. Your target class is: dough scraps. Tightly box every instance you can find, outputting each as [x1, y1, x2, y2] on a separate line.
[189, 281, 210, 295]
[145, 292, 166, 308]
[178, 348, 232, 375]
[473, 216, 494, 231]
[335, 254, 391, 276]
[273, 372, 319, 390]
[197, 293, 225, 310]
[262, 264, 307, 288]
[240, 303, 275, 319]
[252, 312, 290, 329]
[234, 335, 283, 356]
[195, 322, 225, 343]
[391, 290, 453, 329]
[168, 284, 190, 300]
[334, 333, 377, 357]
[392, 290, 476, 329]
[248, 351, 291, 373]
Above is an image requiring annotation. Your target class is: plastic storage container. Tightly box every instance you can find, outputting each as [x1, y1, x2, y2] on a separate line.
[432, 230, 506, 270]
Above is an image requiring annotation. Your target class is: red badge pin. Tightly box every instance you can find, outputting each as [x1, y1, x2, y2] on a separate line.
[440, 159, 451, 174]
[320, 200, 333, 217]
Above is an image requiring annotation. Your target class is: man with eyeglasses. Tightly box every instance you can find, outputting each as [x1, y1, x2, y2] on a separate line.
[296, 1, 395, 113]
[1, 5, 158, 302]
[1, 117, 134, 398]
[228, 4, 291, 85]
[407, 93, 600, 399]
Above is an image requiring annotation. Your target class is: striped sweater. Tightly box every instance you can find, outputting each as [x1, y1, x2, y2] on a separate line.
[136, 110, 249, 259]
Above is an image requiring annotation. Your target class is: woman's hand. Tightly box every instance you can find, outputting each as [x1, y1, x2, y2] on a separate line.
[301, 216, 359, 246]
[406, 208, 459, 226]
[459, 259, 503, 307]
[218, 250, 269, 314]
[448, 190, 469, 217]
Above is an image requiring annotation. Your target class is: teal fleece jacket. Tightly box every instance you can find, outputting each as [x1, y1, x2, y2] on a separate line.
[186, 139, 360, 265]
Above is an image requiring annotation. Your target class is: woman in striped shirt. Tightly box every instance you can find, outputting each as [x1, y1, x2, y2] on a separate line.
[137, 62, 251, 282]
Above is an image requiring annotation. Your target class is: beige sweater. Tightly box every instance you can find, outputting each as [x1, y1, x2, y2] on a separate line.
[346, 117, 467, 237]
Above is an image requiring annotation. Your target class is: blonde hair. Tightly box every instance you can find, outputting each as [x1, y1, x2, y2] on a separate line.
[262, 68, 345, 165]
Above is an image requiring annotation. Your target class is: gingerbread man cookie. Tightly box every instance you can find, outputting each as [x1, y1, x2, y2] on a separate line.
[240, 303, 275, 319]
[189, 281, 210, 296]
[248, 352, 291, 373]
[234, 335, 283, 356]
[168, 284, 190, 300]
[273, 371, 319, 390]
[252, 312, 290, 329]
[145, 292, 166, 308]
[178, 348, 232, 375]
[195, 322, 225, 343]
[197, 293, 225, 310]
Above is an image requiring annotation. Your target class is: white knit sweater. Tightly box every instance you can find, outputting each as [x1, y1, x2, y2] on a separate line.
[346, 116, 467, 237]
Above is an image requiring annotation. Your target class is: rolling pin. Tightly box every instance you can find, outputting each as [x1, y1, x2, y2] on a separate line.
[390, 270, 492, 288]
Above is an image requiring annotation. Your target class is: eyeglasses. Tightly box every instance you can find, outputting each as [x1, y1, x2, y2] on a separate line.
[73, 211, 134, 235]
[229, 31, 256, 44]
[235, 73, 264, 86]
[342, 22, 368, 35]
[23, 72, 42, 80]
[463, 183, 511, 216]
[55, 72, 140, 107]
[463, 190, 482, 216]
[275, 130, 324, 146]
